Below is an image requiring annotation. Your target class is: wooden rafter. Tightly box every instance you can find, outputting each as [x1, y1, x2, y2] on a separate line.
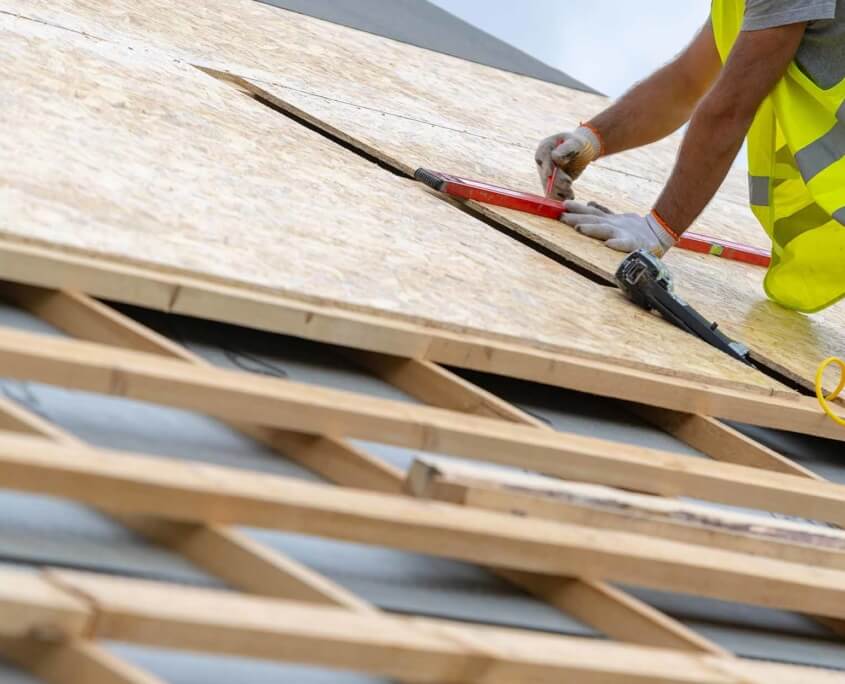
[349, 349, 817, 479]
[1, 283, 405, 494]
[0, 321, 840, 525]
[2, 283, 723, 654]
[0, 293, 414, 684]
[5, 568, 844, 684]
[0, 638, 166, 684]
[348, 352, 726, 653]
[408, 458, 845, 570]
[0, 390, 370, 609]
[354, 352, 845, 645]
[4, 432, 845, 619]
[0, 393, 376, 684]
[0, 282, 840, 647]
[1, 244, 842, 440]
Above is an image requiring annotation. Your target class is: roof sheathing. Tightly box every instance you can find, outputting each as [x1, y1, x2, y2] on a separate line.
[257, 0, 600, 93]
[0, 0, 838, 681]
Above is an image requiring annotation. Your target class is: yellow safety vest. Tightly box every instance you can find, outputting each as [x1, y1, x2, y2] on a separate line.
[712, 0, 845, 312]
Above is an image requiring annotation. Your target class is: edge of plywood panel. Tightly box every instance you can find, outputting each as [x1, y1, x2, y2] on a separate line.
[226, 73, 843, 396]
[6, 239, 845, 441]
[7, 237, 845, 444]
[218, 70, 616, 284]
[0, 236, 789, 396]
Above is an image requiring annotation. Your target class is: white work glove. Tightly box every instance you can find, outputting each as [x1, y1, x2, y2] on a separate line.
[535, 125, 603, 200]
[561, 201, 678, 257]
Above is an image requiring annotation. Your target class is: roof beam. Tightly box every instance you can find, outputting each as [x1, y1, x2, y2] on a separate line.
[3, 284, 726, 655]
[0, 638, 166, 684]
[1, 242, 842, 441]
[349, 351, 725, 653]
[0, 571, 88, 640]
[407, 458, 845, 569]
[0, 323, 840, 525]
[0, 391, 371, 611]
[12, 569, 838, 684]
[3, 433, 845, 619]
[1, 283, 405, 494]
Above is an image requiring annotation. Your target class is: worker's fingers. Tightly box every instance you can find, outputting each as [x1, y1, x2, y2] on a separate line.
[551, 171, 574, 200]
[535, 147, 554, 186]
[563, 200, 608, 217]
[552, 139, 591, 179]
[572, 222, 619, 242]
[535, 135, 563, 187]
[560, 213, 608, 229]
[550, 139, 581, 169]
[605, 236, 640, 253]
[587, 201, 614, 214]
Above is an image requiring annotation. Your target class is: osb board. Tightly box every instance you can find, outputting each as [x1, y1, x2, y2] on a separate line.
[2, 2, 780, 262]
[1, 0, 760, 244]
[4, 0, 840, 391]
[0, 16, 776, 395]
[235, 81, 845, 391]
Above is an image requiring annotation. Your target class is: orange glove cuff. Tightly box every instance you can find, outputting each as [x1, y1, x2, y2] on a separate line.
[650, 208, 681, 243]
[579, 121, 606, 158]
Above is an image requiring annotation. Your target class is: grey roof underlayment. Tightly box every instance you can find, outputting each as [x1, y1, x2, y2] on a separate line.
[257, 0, 599, 93]
[1, 298, 845, 682]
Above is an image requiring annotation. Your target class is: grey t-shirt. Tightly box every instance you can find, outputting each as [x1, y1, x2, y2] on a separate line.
[743, 0, 845, 88]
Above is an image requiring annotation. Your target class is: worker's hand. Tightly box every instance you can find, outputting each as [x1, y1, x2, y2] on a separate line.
[561, 202, 677, 257]
[535, 126, 603, 200]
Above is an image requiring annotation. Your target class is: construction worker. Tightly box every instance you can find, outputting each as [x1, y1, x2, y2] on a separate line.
[536, 1, 845, 313]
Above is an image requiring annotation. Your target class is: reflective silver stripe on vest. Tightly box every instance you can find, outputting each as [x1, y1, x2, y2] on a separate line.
[772, 203, 845, 247]
[748, 174, 770, 206]
[794, 102, 845, 182]
[773, 202, 831, 246]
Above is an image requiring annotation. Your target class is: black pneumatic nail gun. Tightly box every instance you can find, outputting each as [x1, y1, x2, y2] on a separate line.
[615, 250, 753, 366]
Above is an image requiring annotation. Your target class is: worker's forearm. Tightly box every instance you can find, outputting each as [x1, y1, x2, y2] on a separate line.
[653, 94, 751, 233]
[586, 64, 701, 156]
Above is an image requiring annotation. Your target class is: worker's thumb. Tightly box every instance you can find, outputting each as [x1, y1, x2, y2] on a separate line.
[551, 137, 591, 179]
[550, 138, 581, 166]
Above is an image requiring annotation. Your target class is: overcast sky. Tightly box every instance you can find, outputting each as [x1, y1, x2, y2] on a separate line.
[429, 0, 710, 97]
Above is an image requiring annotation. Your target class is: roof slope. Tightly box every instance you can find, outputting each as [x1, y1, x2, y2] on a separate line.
[258, 0, 599, 93]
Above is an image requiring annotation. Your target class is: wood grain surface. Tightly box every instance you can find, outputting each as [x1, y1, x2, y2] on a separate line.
[234, 84, 845, 392]
[1, 0, 757, 237]
[0, 14, 778, 394]
[12, 0, 842, 391]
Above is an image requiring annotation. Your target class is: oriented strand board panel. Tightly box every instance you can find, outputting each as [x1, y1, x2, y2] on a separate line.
[4, 0, 757, 240]
[0, 16, 775, 394]
[9, 0, 842, 391]
[227, 81, 845, 390]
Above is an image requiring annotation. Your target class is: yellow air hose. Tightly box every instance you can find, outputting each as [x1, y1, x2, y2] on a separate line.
[815, 357, 845, 427]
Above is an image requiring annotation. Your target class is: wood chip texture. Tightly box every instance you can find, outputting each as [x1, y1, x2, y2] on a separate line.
[15, 0, 838, 389]
[0, 12, 777, 393]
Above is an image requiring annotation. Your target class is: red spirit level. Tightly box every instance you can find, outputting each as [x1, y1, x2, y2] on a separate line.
[414, 168, 771, 268]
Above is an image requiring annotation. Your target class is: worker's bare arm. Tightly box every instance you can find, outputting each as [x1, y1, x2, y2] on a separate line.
[590, 21, 722, 156]
[654, 23, 806, 233]
[536, 21, 720, 199]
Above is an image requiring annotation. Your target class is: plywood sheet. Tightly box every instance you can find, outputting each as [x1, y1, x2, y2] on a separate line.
[3, 0, 757, 239]
[16, 1, 839, 389]
[242, 84, 845, 389]
[4, 0, 838, 392]
[0, 15, 775, 394]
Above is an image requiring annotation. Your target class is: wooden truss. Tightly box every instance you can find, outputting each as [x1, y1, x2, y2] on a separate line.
[5, 568, 845, 684]
[0, 283, 843, 683]
[2, 3, 845, 681]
